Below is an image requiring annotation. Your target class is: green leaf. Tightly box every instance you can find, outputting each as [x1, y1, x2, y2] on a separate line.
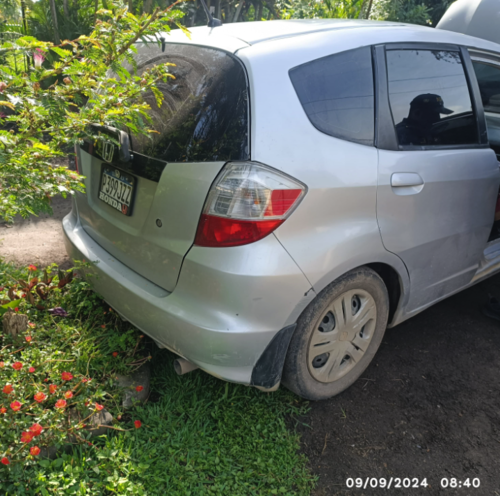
[0, 299, 22, 316]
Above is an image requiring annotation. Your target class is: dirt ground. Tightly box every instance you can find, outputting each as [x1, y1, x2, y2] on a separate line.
[2, 197, 500, 495]
[0, 196, 72, 269]
[298, 276, 500, 495]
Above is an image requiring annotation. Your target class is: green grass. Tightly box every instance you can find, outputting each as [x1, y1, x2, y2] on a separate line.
[0, 261, 315, 495]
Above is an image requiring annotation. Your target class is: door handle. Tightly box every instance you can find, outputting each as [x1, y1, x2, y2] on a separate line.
[391, 173, 424, 188]
[390, 173, 424, 195]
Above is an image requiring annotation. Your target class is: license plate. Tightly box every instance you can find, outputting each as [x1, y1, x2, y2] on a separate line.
[98, 166, 136, 216]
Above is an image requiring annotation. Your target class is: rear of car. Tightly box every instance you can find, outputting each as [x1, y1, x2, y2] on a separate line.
[64, 39, 314, 389]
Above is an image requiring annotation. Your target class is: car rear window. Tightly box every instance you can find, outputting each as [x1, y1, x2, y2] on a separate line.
[289, 47, 375, 146]
[129, 43, 249, 163]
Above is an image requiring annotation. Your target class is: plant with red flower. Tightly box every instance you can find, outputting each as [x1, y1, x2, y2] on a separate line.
[64, 391, 73, 399]
[28, 322, 35, 328]
[30, 446, 41, 456]
[49, 384, 57, 394]
[112, 352, 118, 357]
[101, 324, 106, 328]
[28, 265, 37, 271]
[95, 403, 104, 411]
[10, 401, 21, 411]
[0, 362, 4, 367]
[61, 372, 73, 381]
[29, 366, 35, 373]
[0, 407, 6, 414]
[2, 385, 13, 394]
[34, 392, 46, 403]
[29, 423, 43, 437]
[12, 362, 22, 371]
[1, 457, 9, 465]
[14, 307, 19, 312]
[134, 420, 141, 429]
[21, 431, 34, 443]
[25, 336, 32, 343]
[55, 399, 67, 409]
[135, 385, 144, 392]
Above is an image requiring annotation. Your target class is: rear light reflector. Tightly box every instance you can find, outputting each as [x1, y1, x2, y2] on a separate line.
[195, 162, 306, 248]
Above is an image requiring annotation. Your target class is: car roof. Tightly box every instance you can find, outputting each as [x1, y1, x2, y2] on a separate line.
[162, 19, 500, 55]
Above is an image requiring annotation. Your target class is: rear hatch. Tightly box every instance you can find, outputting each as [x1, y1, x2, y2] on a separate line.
[74, 42, 249, 292]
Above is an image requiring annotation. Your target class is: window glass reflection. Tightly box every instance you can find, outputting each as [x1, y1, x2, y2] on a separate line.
[387, 50, 478, 147]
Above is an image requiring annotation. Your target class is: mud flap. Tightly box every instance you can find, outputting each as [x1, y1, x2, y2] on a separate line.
[250, 324, 297, 390]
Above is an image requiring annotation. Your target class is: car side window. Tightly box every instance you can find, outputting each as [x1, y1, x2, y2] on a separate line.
[386, 49, 478, 148]
[289, 47, 375, 146]
[472, 60, 500, 158]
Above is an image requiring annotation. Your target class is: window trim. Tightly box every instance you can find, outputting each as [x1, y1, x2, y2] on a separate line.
[375, 42, 489, 152]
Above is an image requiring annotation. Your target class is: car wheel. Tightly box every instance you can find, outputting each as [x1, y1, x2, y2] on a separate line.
[282, 266, 389, 400]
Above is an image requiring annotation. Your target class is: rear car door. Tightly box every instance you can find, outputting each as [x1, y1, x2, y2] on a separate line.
[375, 43, 500, 314]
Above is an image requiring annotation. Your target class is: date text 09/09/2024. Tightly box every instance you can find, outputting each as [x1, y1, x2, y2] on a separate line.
[346, 478, 481, 490]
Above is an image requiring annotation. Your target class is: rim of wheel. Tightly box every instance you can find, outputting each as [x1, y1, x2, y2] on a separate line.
[307, 289, 377, 383]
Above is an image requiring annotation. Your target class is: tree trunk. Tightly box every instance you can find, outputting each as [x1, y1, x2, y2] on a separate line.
[144, 0, 153, 14]
[49, 0, 61, 44]
[63, 0, 69, 19]
[256, 1, 263, 21]
[233, 0, 244, 22]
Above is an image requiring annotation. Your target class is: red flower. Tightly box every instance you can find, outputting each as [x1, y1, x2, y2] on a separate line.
[64, 391, 73, 399]
[95, 403, 104, 411]
[55, 399, 67, 409]
[34, 392, 46, 403]
[134, 420, 142, 429]
[44, 378, 48, 382]
[28, 322, 35, 328]
[1, 457, 9, 465]
[29, 367, 35, 373]
[21, 431, 34, 443]
[101, 325, 106, 329]
[0, 362, 4, 367]
[135, 385, 144, 392]
[30, 446, 41, 456]
[25, 336, 32, 343]
[61, 372, 73, 381]
[29, 423, 43, 437]
[22, 293, 26, 298]
[12, 362, 22, 371]
[28, 265, 37, 271]
[82, 378, 88, 383]
[14, 307, 18, 312]
[2, 385, 13, 394]
[0, 407, 6, 414]
[10, 401, 21, 411]
[112, 352, 118, 357]
[49, 384, 57, 394]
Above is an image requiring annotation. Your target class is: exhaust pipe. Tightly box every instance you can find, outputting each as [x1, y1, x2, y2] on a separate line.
[173, 357, 198, 375]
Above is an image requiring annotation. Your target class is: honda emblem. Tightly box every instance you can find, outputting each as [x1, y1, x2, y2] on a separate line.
[102, 141, 115, 163]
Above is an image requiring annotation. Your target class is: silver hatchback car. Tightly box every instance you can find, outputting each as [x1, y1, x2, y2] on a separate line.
[64, 19, 500, 400]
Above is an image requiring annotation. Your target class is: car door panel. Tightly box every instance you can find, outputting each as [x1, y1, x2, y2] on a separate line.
[375, 43, 500, 314]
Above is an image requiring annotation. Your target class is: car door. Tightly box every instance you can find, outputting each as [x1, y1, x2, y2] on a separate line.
[374, 43, 500, 315]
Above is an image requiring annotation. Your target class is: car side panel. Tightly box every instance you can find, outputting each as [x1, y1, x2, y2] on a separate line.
[237, 30, 411, 320]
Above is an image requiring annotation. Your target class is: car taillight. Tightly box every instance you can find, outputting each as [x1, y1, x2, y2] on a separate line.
[74, 144, 79, 174]
[195, 162, 306, 248]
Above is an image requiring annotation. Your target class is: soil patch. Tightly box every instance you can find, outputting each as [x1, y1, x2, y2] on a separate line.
[297, 275, 500, 495]
[0, 196, 72, 269]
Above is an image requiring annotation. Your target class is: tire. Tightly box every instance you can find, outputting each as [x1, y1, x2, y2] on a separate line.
[282, 266, 389, 401]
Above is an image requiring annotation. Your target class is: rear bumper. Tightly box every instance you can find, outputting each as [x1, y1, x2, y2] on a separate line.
[62, 208, 314, 387]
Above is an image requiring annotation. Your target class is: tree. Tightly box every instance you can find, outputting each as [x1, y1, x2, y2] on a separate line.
[370, 0, 454, 26]
[0, 2, 185, 221]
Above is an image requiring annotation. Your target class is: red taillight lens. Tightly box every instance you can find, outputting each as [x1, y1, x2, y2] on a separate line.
[195, 162, 306, 248]
[195, 214, 284, 248]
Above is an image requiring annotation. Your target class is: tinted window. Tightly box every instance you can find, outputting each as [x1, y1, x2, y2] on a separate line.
[473, 61, 500, 157]
[289, 47, 374, 146]
[387, 49, 477, 147]
[130, 44, 249, 163]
